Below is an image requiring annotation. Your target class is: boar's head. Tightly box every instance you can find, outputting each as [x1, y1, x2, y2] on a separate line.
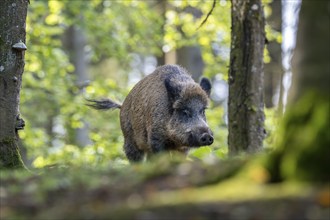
[165, 76, 214, 148]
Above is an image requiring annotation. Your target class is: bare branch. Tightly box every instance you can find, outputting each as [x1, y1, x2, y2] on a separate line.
[197, 0, 216, 30]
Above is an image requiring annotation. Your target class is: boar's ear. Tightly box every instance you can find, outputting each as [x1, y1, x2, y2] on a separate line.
[200, 77, 212, 97]
[165, 78, 181, 102]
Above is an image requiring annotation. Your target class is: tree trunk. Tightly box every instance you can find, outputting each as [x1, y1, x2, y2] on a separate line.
[267, 0, 330, 182]
[176, 7, 204, 81]
[63, 25, 91, 147]
[264, 0, 283, 109]
[177, 46, 204, 81]
[228, 0, 265, 156]
[284, 0, 330, 180]
[290, 1, 330, 103]
[155, 0, 166, 66]
[0, 0, 29, 168]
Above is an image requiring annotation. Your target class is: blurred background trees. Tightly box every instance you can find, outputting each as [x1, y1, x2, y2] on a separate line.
[18, 0, 283, 168]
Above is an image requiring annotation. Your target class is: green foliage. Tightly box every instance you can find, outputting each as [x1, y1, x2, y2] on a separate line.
[263, 108, 280, 150]
[21, 0, 161, 167]
[165, 0, 231, 78]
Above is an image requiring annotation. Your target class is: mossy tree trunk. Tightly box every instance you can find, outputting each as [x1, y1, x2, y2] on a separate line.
[0, 0, 29, 168]
[228, 0, 266, 156]
[267, 1, 330, 182]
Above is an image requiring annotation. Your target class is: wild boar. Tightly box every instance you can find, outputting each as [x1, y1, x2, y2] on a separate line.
[88, 65, 213, 162]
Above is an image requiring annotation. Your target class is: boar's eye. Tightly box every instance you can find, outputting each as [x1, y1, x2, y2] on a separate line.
[179, 109, 192, 118]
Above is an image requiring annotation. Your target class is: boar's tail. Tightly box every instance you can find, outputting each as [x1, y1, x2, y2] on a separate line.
[86, 99, 121, 110]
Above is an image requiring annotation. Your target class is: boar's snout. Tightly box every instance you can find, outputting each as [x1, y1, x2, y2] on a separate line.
[188, 126, 214, 147]
[200, 132, 214, 145]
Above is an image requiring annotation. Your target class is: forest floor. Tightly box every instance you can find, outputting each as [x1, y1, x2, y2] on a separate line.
[1, 155, 329, 220]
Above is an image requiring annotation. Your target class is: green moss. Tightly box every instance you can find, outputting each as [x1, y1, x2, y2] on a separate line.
[0, 137, 25, 169]
[266, 91, 330, 182]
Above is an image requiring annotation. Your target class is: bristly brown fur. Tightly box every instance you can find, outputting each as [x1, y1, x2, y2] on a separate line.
[182, 84, 209, 104]
[88, 65, 213, 162]
[173, 84, 209, 109]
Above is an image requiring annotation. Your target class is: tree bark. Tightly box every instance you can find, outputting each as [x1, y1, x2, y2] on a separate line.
[228, 0, 265, 156]
[0, 0, 29, 168]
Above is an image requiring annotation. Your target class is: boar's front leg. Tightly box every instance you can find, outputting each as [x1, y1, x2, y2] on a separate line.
[124, 139, 144, 162]
[149, 132, 167, 155]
